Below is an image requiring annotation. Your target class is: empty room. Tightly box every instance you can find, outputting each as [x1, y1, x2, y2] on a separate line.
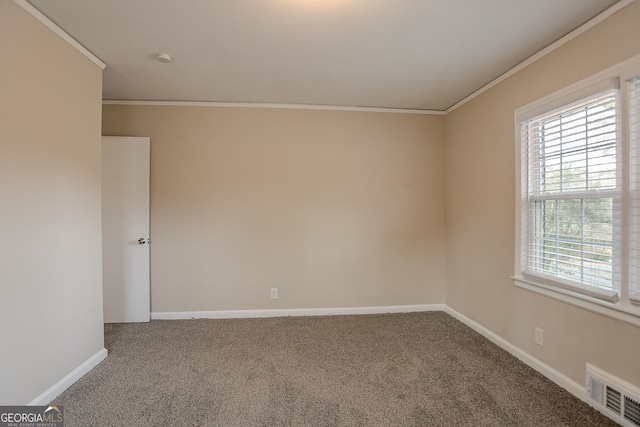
[2, 0, 640, 425]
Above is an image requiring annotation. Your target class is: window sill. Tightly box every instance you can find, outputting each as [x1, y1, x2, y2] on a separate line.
[512, 275, 640, 328]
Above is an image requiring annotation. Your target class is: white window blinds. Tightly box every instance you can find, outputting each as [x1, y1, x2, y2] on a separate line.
[515, 56, 640, 324]
[520, 90, 621, 301]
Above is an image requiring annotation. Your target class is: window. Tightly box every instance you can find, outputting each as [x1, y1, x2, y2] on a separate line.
[514, 56, 640, 325]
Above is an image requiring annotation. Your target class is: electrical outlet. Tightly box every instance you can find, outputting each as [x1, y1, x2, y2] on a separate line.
[271, 288, 278, 300]
[534, 327, 544, 346]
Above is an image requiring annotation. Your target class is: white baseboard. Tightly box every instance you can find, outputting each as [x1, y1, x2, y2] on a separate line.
[152, 304, 445, 320]
[442, 306, 588, 401]
[28, 348, 108, 405]
[26, 305, 605, 420]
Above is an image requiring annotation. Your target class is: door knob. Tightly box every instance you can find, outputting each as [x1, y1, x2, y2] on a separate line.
[138, 238, 147, 245]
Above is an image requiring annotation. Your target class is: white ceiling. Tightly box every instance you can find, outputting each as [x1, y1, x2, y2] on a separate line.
[28, 0, 621, 111]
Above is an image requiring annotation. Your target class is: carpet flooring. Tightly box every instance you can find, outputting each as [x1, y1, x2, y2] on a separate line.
[52, 312, 617, 426]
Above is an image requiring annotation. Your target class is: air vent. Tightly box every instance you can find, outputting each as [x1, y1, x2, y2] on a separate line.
[590, 376, 605, 404]
[586, 364, 640, 427]
[625, 396, 640, 426]
[608, 386, 622, 413]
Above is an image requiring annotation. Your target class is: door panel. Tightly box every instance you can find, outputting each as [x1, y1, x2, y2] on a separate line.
[102, 136, 150, 323]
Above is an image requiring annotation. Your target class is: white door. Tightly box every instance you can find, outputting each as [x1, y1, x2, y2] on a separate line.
[102, 136, 151, 323]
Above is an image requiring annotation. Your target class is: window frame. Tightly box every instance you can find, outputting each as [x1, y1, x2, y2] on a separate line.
[514, 55, 640, 327]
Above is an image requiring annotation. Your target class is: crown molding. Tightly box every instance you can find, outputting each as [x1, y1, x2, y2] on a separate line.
[445, 0, 636, 114]
[15, 0, 106, 69]
[19, 0, 635, 114]
[101, 100, 445, 115]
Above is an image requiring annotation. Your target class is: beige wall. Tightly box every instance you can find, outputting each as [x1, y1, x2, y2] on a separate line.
[11, 0, 633, 403]
[103, 107, 446, 312]
[445, 1, 640, 388]
[0, 1, 104, 404]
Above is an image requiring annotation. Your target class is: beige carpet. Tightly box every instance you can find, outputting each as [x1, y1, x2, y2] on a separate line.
[52, 312, 617, 426]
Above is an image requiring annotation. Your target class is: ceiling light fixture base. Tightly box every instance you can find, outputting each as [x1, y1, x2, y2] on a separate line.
[156, 53, 172, 63]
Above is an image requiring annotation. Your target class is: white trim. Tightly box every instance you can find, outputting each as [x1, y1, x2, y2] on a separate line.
[520, 271, 620, 303]
[586, 363, 640, 427]
[514, 55, 640, 122]
[151, 304, 444, 320]
[442, 306, 588, 401]
[443, 306, 633, 426]
[513, 54, 640, 329]
[15, 0, 636, 113]
[515, 79, 618, 123]
[14, 0, 106, 70]
[514, 277, 640, 327]
[103, 0, 636, 114]
[101, 100, 444, 115]
[446, 0, 636, 114]
[21, 306, 636, 426]
[28, 348, 108, 405]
